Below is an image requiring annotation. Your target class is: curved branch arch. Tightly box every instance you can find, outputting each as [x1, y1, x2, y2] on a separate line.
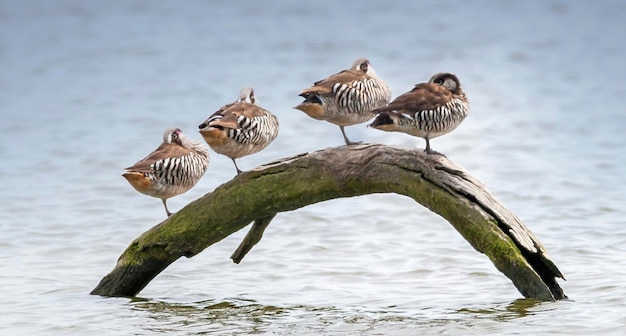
[91, 144, 566, 300]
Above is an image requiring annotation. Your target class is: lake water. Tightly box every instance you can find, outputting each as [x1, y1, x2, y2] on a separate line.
[1, 0, 625, 335]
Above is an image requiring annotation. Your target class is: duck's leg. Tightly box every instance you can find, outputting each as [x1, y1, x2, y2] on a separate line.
[162, 199, 172, 217]
[232, 158, 243, 174]
[340, 126, 362, 145]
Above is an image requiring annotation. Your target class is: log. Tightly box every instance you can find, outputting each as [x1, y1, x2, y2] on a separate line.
[91, 144, 566, 300]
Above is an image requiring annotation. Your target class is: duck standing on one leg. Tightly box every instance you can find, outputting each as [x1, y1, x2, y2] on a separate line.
[199, 87, 279, 174]
[122, 128, 210, 217]
[295, 58, 391, 145]
[369, 72, 469, 156]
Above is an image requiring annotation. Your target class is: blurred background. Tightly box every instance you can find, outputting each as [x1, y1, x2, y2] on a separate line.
[1, 0, 625, 334]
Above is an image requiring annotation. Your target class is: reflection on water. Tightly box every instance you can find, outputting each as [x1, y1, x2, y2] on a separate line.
[456, 298, 544, 321]
[131, 298, 286, 334]
[128, 297, 557, 334]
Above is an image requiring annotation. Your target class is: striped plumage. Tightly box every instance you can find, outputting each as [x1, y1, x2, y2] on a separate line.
[295, 58, 391, 145]
[122, 128, 209, 217]
[198, 87, 279, 174]
[369, 72, 469, 155]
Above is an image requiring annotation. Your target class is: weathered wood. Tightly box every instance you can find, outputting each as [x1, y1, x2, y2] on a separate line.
[231, 214, 276, 264]
[91, 144, 566, 300]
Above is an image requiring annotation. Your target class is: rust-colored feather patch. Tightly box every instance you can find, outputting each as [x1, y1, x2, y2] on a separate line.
[122, 171, 152, 194]
[199, 127, 230, 146]
[294, 102, 327, 120]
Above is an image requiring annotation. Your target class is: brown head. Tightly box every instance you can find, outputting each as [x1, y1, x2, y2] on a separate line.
[163, 127, 184, 146]
[163, 127, 208, 156]
[350, 58, 370, 72]
[428, 73, 463, 94]
[350, 57, 381, 79]
[237, 87, 256, 104]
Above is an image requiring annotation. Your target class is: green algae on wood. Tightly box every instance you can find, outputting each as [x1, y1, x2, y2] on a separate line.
[91, 144, 566, 300]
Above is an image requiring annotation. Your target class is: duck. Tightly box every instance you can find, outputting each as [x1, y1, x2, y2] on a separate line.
[369, 72, 469, 155]
[295, 58, 391, 145]
[199, 87, 279, 174]
[122, 128, 209, 217]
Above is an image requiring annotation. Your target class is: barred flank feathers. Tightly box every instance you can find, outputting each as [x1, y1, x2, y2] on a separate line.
[151, 151, 208, 189]
[331, 78, 390, 116]
[222, 112, 278, 146]
[412, 98, 468, 135]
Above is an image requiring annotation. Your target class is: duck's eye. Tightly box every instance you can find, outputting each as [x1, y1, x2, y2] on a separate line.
[435, 78, 445, 85]
[359, 63, 368, 72]
[172, 132, 179, 138]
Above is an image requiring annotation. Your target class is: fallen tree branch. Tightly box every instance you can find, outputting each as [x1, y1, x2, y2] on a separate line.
[91, 144, 566, 300]
[230, 214, 276, 264]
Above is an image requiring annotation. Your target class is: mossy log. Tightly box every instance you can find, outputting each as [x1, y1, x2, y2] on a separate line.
[91, 144, 566, 300]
